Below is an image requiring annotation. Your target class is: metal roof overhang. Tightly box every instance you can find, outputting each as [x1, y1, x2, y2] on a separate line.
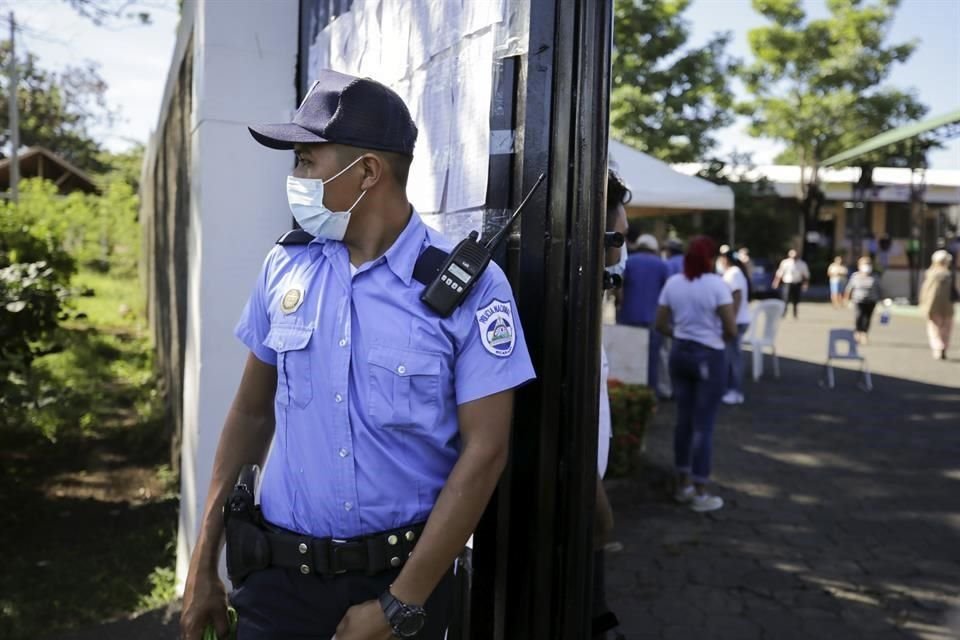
[821, 108, 960, 168]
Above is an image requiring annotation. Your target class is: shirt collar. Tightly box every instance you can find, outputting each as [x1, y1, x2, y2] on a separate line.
[382, 209, 427, 286]
[315, 209, 427, 286]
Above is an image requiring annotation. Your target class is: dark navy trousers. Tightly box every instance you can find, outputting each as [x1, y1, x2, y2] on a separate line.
[230, 565, 454, 639]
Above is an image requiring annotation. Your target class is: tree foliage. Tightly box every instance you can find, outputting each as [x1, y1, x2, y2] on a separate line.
[611, 0, 738, 162]
[697, 158, 796, 262]
[739, 0, 928, 172]
[64, 0, 154, 27]
[0, 41, 116, 173]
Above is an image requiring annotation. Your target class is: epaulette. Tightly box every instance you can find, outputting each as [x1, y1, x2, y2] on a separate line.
[412, 245, 449, 286]
[276, 229, 315, 245]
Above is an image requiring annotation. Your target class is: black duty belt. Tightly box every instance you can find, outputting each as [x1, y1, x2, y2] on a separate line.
[262, 521, 426, 578]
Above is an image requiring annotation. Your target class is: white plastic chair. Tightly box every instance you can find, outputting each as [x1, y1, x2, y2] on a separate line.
[824, 329, 872, 391]
[743, 299, 785, 381]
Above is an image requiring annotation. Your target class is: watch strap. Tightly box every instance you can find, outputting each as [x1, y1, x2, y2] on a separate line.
[379, 589, 426, 638]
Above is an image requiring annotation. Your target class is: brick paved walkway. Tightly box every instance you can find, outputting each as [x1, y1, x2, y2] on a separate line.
[606, 302, 960, 640]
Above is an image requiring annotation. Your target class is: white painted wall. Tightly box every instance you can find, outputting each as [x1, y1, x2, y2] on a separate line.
[175, 0, 299, 592]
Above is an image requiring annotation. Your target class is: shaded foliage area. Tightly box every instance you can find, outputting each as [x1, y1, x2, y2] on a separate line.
[696, 159, 797, 262]
[1, 179, 141, 437]
[611, 0, 737, 162]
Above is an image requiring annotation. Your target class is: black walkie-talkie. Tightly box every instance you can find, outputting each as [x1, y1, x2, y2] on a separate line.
[420, 173, 546, 317]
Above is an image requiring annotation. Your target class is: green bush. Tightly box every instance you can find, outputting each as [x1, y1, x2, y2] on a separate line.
[607, 379, 656, 478]
[0, 185, 78, 426]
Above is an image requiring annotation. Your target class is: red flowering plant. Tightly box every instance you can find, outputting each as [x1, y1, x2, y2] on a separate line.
[606, 378, 655, 478]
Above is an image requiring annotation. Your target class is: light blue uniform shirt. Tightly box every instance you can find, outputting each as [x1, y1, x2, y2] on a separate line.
[235, 211, 536, 539]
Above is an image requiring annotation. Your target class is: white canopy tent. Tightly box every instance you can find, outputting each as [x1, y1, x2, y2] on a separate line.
[608, 139, 734, 212]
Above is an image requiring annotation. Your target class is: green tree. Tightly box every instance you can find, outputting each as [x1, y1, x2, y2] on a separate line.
[697, 158, 795, 263]
[97, 144, 146, 193]
[0, 41, 116, 173]
[611, 0, 738, 162]
[739, 0, 927, 247]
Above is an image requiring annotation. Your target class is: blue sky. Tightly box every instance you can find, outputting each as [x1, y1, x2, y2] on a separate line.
[686, 0, 960, 169]
[6, 0, 959, 169]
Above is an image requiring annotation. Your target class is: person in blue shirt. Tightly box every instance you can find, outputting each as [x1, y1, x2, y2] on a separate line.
[664, 238, 685, 277]
[180, 70, 536, 640]
[619, 234, 669, 394]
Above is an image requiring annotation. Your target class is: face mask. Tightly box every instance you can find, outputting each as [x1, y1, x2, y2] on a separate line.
[859, 265, 872, 274]
[606, 244, 628, 277]
[286, 155, 367, 241]
[716, 261, 726, 274]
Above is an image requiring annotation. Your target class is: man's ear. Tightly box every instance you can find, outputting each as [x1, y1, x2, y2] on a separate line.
[359, 154, 384, 191]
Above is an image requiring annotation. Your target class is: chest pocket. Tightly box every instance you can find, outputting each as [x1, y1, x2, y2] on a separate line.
[264, 325, 314, 408]
[368, 346, 442, 429]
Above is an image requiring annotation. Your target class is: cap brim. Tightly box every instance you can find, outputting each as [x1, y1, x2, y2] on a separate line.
[248, 123, 329, 150]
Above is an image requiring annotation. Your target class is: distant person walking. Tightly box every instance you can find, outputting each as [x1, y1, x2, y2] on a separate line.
[919, 250, 957, 360]
[844, 256, 882, 344]
[655, 236, 736, 513]
[772, 249, 810, 318]
[827, 257, 849, 308]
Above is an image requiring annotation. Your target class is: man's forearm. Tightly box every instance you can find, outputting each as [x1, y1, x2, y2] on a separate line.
[191, 406, 275, 571]
[389, 442, 507, 605]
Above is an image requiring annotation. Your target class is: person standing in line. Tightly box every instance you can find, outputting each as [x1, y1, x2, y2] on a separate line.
[655, 236, 736, 513]
[591, 168, 630, 640]
[664, 238, 685, 277]
[717, 249, 751, 405]
[736, 246, 752, 282]
[918, 249, 957, 360]
[827, 256, 849, 309]
[620, 234, 669, 396]
[844, 256, 882, 345]
[655, 238, 685, 400]
[772, 249, 810, 318]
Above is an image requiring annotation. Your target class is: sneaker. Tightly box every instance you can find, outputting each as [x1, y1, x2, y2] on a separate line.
[721, 390, 740, 405]
[690, 493, 724, 512]
[673, 485, 695, 503]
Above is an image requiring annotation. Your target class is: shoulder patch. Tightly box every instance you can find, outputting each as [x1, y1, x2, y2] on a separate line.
[475, 299, 516, 358]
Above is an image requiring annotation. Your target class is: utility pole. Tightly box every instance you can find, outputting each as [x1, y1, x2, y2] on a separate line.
[8, 11, 19, 202]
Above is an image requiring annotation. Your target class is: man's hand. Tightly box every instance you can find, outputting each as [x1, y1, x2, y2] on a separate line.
[180, 567, 230, 640]
[334, 600, 393, 640]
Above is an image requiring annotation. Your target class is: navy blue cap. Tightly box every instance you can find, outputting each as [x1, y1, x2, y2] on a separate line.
[249, 69, 418, 156]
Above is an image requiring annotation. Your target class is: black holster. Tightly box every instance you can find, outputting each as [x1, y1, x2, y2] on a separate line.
[224, 464, 270, 585]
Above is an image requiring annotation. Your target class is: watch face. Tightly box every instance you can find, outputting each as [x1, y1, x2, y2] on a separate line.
[396, 610, 426, 637]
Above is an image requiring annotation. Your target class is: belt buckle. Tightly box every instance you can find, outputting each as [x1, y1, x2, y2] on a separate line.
[330, 540, 364, 575]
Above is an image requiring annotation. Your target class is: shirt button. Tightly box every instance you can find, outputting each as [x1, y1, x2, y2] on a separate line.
[397, 365, 406, 375]
[335, 393, 343, 403]
[338, 448, 349, 458]
[344, 502, 353, 511]
[339, 339, 347, 347]
[278, 339, 284, 348]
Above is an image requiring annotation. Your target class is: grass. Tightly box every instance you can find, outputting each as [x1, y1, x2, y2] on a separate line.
[0, 267, 178, 640]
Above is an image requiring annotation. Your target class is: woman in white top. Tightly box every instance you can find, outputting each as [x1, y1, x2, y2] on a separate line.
[827, 256, 849, 308]
[655, 236, 737, 513]
[717, 249, 752, 405]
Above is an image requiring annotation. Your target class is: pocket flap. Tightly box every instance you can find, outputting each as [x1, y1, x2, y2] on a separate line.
[263, 324, 313, 353]
[368, 345, 441, 376]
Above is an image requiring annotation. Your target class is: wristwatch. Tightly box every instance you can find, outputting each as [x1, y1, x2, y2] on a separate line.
[379, 589, 427, 638]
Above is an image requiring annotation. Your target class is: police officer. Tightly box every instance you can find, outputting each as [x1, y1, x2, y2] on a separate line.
[180, 70, 536, 640]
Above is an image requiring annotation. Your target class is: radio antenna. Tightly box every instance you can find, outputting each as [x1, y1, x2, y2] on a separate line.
[484, 173, 546, 250]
